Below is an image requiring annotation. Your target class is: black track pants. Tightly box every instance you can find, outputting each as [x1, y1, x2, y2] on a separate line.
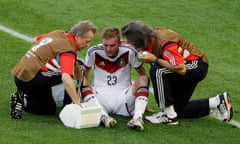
[14, 72, 62, 115]
[150, 59, 210, 118]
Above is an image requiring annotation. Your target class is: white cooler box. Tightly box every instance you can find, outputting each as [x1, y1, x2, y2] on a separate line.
[59, 102, 102, 129]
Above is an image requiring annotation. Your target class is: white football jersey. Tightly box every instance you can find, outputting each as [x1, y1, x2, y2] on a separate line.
[85, 44, 142, 90]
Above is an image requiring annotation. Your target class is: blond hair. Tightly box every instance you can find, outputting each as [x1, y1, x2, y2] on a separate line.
[102, 27, 120, 41]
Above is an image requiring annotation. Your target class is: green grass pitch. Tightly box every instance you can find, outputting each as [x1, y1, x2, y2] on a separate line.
[0, 0, 239, 143]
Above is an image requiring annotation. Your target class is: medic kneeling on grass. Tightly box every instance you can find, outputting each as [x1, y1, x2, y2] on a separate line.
[10, 20, 98, 121]
[121, 20, 233, 125]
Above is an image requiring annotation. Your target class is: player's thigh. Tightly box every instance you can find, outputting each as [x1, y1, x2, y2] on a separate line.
[94, 88, 115, 113]
[114, 86, 135, 116]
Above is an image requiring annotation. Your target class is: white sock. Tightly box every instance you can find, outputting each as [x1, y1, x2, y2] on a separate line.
[209, 95, 220, 108]
[164, 105, 177, 118]
[83, 94, 97, 103]
[133, 96, 148, 119]
[83, 94, 108, 117]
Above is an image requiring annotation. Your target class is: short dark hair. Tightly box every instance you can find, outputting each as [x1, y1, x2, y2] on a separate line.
[121, 20, 155, 49]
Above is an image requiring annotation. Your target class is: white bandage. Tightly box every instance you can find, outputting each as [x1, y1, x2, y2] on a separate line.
[59, 103, 102, 129]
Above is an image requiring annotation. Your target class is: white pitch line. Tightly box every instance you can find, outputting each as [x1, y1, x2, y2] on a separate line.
[229, 120, 240, 128]
[0, 24, 33, 43]
[210, 114, 240, 128]
[1, 24, 240, 128]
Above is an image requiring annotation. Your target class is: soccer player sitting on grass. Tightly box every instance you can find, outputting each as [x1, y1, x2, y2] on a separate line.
[83, 27, 150, 131]
[121, 20, 233, 125]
